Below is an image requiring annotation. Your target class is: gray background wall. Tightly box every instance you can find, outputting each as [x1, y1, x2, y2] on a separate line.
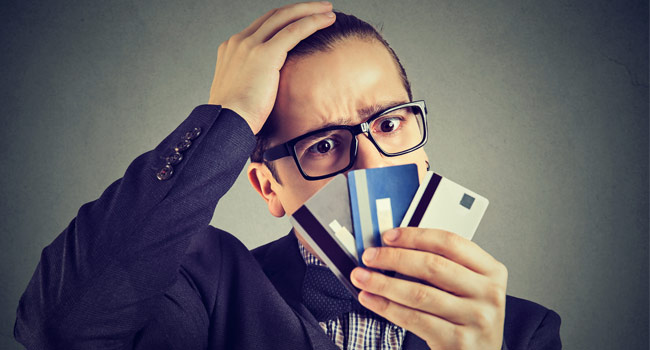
[1, 0, 647, 349]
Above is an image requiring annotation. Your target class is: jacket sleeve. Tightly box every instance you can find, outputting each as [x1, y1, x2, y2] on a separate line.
[502, 295, 562, 350]
[14, 105, 257, 349]
[526, 309, 562, 350]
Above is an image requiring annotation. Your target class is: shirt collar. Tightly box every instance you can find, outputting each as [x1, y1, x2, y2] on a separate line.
[297, 239, 328, 267]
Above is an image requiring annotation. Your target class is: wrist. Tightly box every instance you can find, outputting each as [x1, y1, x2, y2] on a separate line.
[217, 103, 262, 135]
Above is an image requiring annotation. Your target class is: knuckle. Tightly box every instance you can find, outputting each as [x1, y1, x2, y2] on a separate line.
[442, 230, 463, 250]
[286, 2, 310, 12]
[275, 5, 294, 18]
[473, 308, 494, 329]
[283, 20, 300, 34]
[370, 293, 390, 313]
[411, 286, 430, 306]
[230, 32, 243, 43]
[424, 254, 445, 277]
[400, 309, 421, 329]
[260, 7, 278, 19]
[485, 282, 506, 306]
[289, 14, 321, 33]
[413, 228, 428, 246]
[243, 37, 258, 50]
[239, 36, 256, 50]
[218, 40, 228, 52]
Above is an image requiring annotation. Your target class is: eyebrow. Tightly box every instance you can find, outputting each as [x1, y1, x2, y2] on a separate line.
[357, 100, 408, 121]
[307, 100, 410, 133]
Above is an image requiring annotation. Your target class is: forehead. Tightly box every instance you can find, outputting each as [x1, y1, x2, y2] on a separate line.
[270, 38, 409, 145]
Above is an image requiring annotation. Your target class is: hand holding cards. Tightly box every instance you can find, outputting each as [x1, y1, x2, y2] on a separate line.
[290, 164, 489, 296]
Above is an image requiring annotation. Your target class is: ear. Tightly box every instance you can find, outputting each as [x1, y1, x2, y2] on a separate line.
[248, 162, 286, 218]
[417, 152, 431, 183]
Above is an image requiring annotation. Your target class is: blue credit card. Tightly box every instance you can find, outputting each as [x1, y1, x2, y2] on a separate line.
[348, 164, 420, 265]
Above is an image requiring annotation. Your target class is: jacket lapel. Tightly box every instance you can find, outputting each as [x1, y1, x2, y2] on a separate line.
[252, 232, 338, 350]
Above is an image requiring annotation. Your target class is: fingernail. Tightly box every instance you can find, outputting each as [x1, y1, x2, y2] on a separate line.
[325, 11, 335, 18]
[363, 247, 377, 262]
[383, 229, 400, 242]
[353, 268, 370, 283]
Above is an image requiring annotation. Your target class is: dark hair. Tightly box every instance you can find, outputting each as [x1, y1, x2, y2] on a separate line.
[250, 11, 413, 182]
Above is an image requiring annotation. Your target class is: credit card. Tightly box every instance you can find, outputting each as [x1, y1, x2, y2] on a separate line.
[289, 174, 359, 296]
[348, 164, 420, 265]
[400, 171, 489, 240]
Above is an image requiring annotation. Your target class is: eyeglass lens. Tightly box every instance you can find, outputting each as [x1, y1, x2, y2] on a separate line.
[293, 105, 424, 178]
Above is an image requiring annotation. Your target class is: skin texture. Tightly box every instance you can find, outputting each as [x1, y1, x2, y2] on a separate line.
[209, 2, 507, 349]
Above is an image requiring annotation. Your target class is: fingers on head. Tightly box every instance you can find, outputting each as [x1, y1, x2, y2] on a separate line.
[240, 7, 279, 37]
[253, 2, 334, 45]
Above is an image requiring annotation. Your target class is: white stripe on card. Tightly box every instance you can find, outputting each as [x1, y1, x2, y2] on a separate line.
[329, 220, 358, 260]
[354, 170, 374, 251]
[375, 198, 394, 236]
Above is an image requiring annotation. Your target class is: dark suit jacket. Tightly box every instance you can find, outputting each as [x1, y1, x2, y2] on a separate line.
[14, 105, 561, 349]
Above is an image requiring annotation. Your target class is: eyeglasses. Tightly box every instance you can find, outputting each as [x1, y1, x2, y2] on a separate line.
[263, 100, 428, 181]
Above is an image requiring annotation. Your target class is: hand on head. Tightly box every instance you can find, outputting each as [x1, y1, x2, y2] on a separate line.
[208, 1, 335, 134]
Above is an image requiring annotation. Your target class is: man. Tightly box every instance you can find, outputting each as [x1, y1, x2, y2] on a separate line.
[15, 2, 560, 349]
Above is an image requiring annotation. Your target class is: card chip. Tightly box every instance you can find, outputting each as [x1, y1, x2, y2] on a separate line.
[460, 194, 475, 209]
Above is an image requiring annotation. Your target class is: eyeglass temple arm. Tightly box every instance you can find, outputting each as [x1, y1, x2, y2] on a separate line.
[262, 143, 291, 162]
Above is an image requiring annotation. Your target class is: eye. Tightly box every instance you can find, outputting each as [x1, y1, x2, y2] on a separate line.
[374, 116, 402, 133]
[307, 138, 338, 154]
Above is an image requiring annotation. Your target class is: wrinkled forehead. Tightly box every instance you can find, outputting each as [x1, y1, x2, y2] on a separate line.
[268, 38, 410, 146]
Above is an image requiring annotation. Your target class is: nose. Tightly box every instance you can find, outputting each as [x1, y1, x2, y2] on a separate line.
[350, 134, 394, 171]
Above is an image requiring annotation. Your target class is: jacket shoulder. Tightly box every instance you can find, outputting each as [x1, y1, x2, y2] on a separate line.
[504, 295, 562, 350]
[177, 226, 253, 307]
[250, 232, 297, 267]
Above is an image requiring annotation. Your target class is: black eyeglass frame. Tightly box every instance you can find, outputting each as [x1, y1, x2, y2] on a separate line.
[262, 100, 428, 181]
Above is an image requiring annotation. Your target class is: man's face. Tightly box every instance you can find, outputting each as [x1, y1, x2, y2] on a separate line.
[255, 38, 428, 217]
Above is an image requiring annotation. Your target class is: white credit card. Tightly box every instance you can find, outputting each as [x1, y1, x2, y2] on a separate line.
[399, 171, 489, 240]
